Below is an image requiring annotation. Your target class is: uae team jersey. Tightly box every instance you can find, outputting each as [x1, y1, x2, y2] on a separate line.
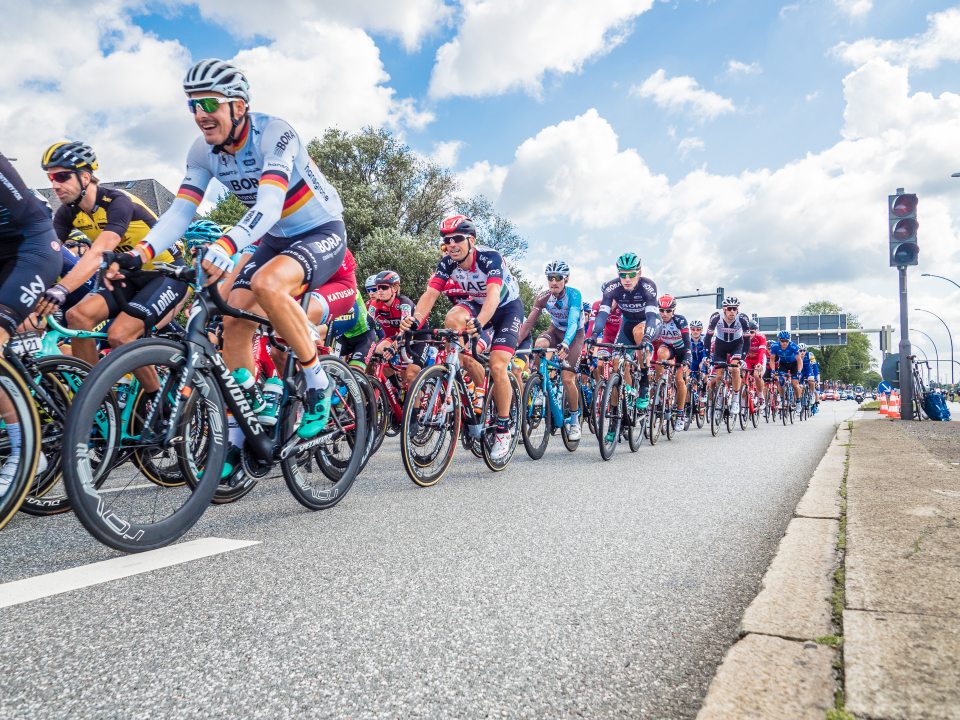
[141, 112, 344, 260]
[658, 313, 691, 352]
[427, 245, 521, 305]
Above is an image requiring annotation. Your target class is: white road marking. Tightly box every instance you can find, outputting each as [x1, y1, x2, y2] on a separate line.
[0, 537, 260, 609]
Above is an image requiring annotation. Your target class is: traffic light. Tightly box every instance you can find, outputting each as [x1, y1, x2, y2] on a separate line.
[889, 191, 918, 266]
[716, 287, 724, 310]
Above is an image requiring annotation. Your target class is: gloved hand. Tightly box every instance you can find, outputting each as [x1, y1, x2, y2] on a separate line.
[204, 243, 235, 274]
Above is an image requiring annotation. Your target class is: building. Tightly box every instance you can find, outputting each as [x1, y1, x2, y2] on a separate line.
[34, 179, 175, 217]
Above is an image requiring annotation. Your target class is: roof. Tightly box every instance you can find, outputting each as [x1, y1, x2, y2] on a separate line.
[34, 179, 176, 217]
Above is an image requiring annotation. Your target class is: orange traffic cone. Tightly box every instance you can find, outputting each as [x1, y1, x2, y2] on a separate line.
[879, 394, 888, 415]
[889, 392, 900, 418]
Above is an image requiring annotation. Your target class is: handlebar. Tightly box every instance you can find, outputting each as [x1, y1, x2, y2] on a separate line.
[403, 328, 481, 363]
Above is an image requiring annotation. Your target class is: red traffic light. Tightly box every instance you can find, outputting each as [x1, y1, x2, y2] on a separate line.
[892, 194, 918, 217]
[892, 217, 918, 241]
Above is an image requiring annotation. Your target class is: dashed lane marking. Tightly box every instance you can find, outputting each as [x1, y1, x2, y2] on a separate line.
[0, 537, 260, 609]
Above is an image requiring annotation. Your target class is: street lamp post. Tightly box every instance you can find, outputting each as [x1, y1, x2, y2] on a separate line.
[910, 328, 939, 384]
[915, 308, 954, 386]
[920, 272, 960, 385]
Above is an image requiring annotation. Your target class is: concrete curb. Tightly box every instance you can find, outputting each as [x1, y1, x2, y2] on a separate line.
[696, 425, 849, 720]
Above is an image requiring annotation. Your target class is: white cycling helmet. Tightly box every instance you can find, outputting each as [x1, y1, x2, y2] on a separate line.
[544, 260, 570, 278]
[183, 59, 250, 103]
[722, 296, 739, 309]
[364, 274, 378, 291]
[798, 343, 807, 351]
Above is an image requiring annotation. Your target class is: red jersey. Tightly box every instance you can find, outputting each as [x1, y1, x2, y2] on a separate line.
[744, 333, 768, 368]
[370, 294, 416, 338]
[587, 300, 622, 338]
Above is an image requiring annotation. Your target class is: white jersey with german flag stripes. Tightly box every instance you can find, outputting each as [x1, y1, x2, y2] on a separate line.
[141, 112, 343, 260]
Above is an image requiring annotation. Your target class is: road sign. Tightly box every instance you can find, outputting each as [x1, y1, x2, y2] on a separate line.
[757, 316, 787, 333]
[789, 314, 848, 345]
[889, 192, 918, 266]
[882, 353, 901, 388]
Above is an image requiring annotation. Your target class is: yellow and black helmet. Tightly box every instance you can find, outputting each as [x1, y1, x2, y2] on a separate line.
[41, 141, 98, 172]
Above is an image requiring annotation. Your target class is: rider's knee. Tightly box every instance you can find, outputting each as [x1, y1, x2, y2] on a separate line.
[65, 304, 93, 330]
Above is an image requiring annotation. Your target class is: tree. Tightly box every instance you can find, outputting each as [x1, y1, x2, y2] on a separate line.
[203, 192, 246, 227]
[798, 301, 874, 385]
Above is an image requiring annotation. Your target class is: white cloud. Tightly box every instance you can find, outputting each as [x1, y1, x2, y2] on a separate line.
[806, 91, 819, 101]
[466, 59, 960, 338]
[677, 137, 705, 159]
[726, 60, 761, 76]
[834, 0, 872, 20]
[832, 7, 960, 69]
[428, 0, 655, 98]
[458, 160, 509, 200]
[430, 140, 466, 168]
[1, 1, 433, 192]
[779, 4, 799, 19]
[191, 0, 452, 51]
[631, 70, 736, 121]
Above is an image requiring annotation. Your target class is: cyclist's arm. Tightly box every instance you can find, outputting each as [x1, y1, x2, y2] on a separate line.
[408, 287, 441, 330]
[589, 289, 615, 339]
[58, 192, 142, 292]
[139, 140, 214, 260]
[475, 282, 502, 327]
[0, 155, 51, 242]
[518, 291, 549, 343]
[208, 119, 302, 256]
[561, 288, 582, 346]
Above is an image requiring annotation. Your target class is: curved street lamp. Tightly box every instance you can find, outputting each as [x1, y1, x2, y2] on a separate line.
[915, 308, 954, 386]
[910, 329, 938, 383]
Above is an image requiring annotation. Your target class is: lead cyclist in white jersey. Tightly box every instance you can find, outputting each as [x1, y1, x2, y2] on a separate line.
[108, 59, 350, 458]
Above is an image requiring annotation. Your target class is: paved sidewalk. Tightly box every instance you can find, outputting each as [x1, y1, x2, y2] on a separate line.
[845, 419, 960, 720]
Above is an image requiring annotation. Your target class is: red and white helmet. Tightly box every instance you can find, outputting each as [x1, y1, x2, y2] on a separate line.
[440, 215, 477, 237]
[658, 294, 676, 311]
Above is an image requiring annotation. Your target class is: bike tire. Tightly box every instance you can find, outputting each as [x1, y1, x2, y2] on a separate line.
[739, 387, 748, 431]
[560, 380, 581, 452]
[367, 376, 390, 454]
[401, 365, 460, 487]
[710, 390, 723, 436]
[282, 357, 367, 509]
[0, 355, 42, 529]
[751, 392, 760, 428]
[351, 369, 378, 474]
[61, 339, 225, 552]
[597, 373, 622, 461]
[649, 380, 665, 445]
[520, 373, 550, 460]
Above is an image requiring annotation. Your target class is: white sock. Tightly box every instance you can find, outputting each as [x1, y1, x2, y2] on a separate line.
[5, 422, 21, 457]
[301, 354, 330, 392]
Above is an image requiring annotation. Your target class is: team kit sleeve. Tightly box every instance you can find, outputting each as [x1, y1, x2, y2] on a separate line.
[739, 315, 751, 358]
[427, 256, 455, 291]
[0, 156, 55, 244]
[678, 315, 692, 357]
[476, 250, 505, 296]
[517, 290, 549, 343]
[590, 284, 616, 339]
[100, 192, 139, 237]
[142, 138, 214, 259]
[641, 278, 661, 341]
[562, 287, 583, 346]
[214, 119, 302, 256]
[703, 311, 720, 350]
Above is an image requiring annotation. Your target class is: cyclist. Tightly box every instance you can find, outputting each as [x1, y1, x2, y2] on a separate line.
[799, 343, 820, 413]
[517, 261, 585, 441]
[327, 299, 377, 370]
[0, 152, 62, 491]
[588, 253, 661, 414]
[65, 229, 91, 256]
[35, 141, 189, 380]
[586, 297, 623, 386]
[105, 58, 352, 461]
[769, 330, 803, 413]
[743, 320, 768, 407]
[704, 297, 751, 414]
[652, 294, 691, 431]
[370, 270, 429, 388]
[689, 320, 707, 376]
[401, 215, 525, 461]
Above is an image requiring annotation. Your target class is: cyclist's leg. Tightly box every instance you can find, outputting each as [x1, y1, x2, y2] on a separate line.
[673, 348, 687, 411]
[446, 302, 486, 389]
[487, 299, 524, 422]
[560, 328, 584, 416]
[224, 243, 282, 376]
[64, 291, 112, 367]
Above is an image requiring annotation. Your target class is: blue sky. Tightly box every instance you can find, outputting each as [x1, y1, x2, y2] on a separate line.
[6, 0, 960, 372]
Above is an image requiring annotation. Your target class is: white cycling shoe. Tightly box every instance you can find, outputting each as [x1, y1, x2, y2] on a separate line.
[731, 399, 741, 414]
[566, 421, 581, 441]
[490, 431, 512, 461]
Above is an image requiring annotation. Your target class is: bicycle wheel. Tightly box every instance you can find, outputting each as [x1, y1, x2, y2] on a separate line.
[400, 365, 460, 486]
[282, 357, 367, 509]
[481, 372, 521, 472]
[751, 391, 760, 428]
[560, 379, 581, 453]
[695, 386, 705, 429]
[351, 369, 377, 474]
[627, 400, 643, 452]
[739, 386, 749, 430]
[664, 392, 675, 441]
[710, 390, 723, 436]
[520, 374, 550, 460]
[649, 380, 665, 446]
[367, 376, 389, 454]
[130, 372, 188, 488]
[597, 373, 622, 461]
[580, 381, 595, 438]
[0, 356, 42, 529]
[61, 340, 225, 552]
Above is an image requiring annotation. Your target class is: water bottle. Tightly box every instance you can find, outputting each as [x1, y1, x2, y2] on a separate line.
[232, 368, 266, 414]
[115, 375, 133, 409]
[427, 346, 438, 366]
[258, 377, 283, 426]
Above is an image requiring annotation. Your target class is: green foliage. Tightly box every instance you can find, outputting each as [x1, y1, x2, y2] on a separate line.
[203, 192, 246, 227]
[799, 301, 874, 385]
[307, 127, 458, 253]
[861, 370, 882, 389]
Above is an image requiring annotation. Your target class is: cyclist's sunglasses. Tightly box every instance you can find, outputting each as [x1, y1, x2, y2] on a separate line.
[618, 271, 638, 278]
[65, 241, 79, 248]
[658, 308, 673, 314]
[187, 97, 241, 114]
[376, 284, 394, 291]
[443, 234, 471, 245]
[546, 274, 565, 282]
[47, 171, 73, 184]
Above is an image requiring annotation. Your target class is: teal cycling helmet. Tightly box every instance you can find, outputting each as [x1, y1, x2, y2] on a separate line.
[616, 252, 641, 272]
[183, 219, 224, 248]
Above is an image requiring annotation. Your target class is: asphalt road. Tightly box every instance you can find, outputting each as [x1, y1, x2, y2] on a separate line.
[0, 400, 863, 719]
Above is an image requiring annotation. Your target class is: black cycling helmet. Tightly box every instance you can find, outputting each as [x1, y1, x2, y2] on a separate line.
[376, 270, 401, 286]
[748, 320, 759, 331]
[41, 141, 98, 172]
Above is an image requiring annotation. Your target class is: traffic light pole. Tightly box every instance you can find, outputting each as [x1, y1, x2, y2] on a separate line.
[898, 266, 913, 421]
